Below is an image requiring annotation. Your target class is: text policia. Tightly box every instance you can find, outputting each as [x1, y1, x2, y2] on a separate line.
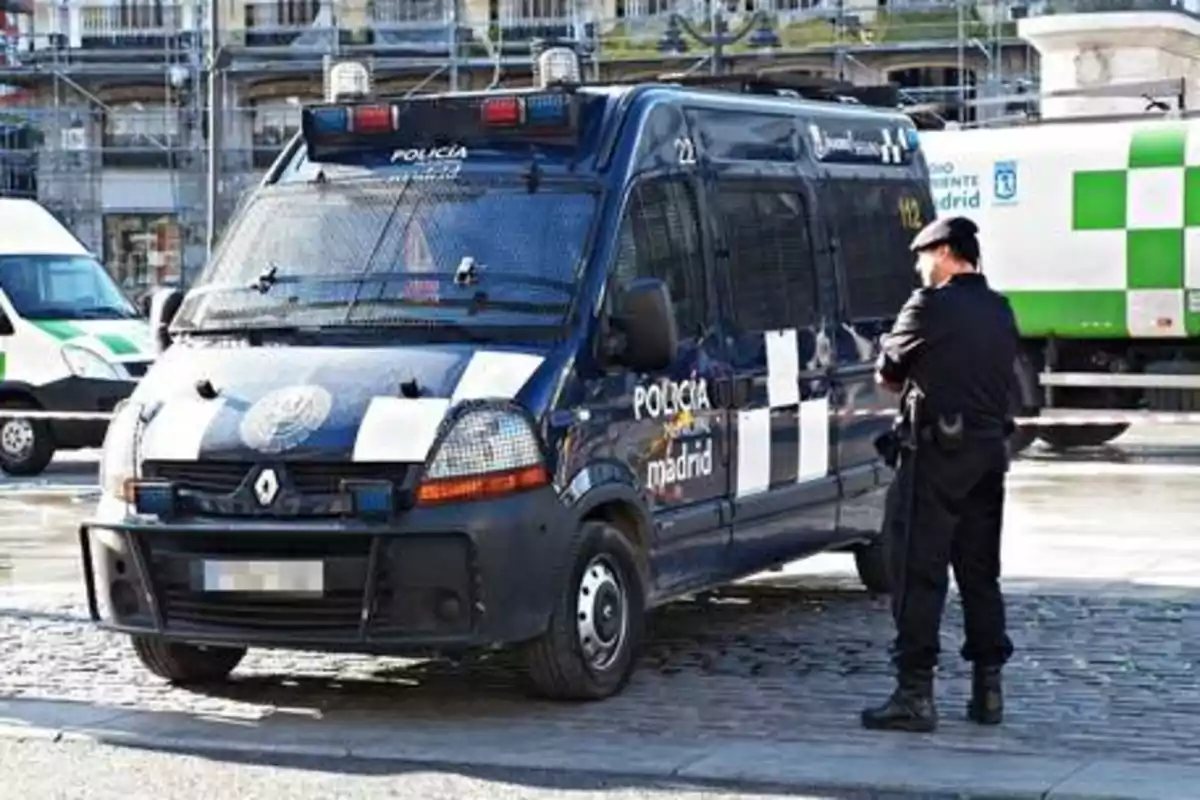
[634, 377, 715, 493]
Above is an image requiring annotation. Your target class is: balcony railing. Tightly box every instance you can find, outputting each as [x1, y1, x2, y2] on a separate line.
[5, 0, 1194, 59]
[78, 1, 190, 49]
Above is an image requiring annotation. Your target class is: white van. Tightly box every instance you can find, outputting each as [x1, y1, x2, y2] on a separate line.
[0, 198, 155, 476]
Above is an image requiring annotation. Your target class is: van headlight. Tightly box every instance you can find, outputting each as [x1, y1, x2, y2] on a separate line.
[416, 407, 549, 505]
[99, 400, 142, 502]
[63, 344, 124, 381]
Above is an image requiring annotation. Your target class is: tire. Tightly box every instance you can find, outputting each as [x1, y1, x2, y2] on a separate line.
[854, 535, 891, 595]
[1007, 425, 1038, 458]
[525, 520, 646, 701]
[1037, 423, 1129, 451]
[0, 398, 55, 477]
[131, 635, 246, 685]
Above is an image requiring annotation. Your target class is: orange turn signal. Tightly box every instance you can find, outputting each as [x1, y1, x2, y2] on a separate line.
[416, 464, 550, 506]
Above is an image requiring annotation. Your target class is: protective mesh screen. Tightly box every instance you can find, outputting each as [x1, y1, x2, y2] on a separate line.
[425, 408, 541, 480]
[823, 177, 920, 320]
[180, 178, 594, 328]
[712, 187, 819, 332]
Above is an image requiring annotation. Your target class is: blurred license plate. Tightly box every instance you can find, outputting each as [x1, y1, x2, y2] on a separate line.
[202, 560, 324, 593]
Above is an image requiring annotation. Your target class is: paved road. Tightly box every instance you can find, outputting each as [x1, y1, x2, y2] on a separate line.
[3, 427, 1200, 798]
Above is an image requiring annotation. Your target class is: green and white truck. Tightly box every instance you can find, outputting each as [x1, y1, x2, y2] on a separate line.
[0, 198, 155, 475]
[920, 115, 1200, 450]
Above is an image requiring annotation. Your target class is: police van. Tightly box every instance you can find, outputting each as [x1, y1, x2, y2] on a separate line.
[79, 55, 934, 701]
[0, 198, 154, 476]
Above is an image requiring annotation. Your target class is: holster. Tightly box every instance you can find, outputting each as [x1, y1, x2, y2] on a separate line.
[875, 388, 921, 469]
[928, 411, 965, 453]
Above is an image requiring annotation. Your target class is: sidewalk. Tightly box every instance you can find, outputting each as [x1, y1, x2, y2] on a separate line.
[0, 696, 1192, 800]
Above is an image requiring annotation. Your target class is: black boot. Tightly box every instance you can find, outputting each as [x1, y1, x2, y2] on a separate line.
[967, 664, 1003, 725]
[861, 669, 937, 732]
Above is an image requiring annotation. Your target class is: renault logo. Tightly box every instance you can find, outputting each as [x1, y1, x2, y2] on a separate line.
[253, 468, 280, 507]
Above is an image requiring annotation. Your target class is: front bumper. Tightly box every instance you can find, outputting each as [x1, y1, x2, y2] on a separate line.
[79, 486, 573, 654]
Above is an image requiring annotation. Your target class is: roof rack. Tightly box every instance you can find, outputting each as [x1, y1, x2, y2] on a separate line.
[650, 70, 902, 106]
[628, 69, 949, 129]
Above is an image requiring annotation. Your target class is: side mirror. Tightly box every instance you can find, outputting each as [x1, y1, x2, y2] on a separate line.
[0, 313, 12, 336]
[614, 278, 678, 373]
[148, 287, 184, 355]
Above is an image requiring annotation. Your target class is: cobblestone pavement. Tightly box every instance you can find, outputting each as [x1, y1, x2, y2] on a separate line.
[4, 436, 1200, 769]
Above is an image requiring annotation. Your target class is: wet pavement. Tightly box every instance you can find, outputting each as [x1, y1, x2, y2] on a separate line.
[3, 424, 1200, 792]
[3, 427, 1199, 595]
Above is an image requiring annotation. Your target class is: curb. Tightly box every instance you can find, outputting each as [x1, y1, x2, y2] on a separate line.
[0, 702, 1194, 800]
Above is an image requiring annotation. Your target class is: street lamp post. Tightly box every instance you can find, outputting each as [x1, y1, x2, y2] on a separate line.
[657, 6, 780, 76]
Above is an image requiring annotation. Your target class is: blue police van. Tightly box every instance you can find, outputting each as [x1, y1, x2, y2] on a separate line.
[79, 54, 935, 701]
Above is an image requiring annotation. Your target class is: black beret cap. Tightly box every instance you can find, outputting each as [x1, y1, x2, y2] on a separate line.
[908, 216, 979, 253]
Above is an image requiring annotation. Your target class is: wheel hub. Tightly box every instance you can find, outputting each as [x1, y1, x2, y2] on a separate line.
[0, 418, 34, 459]
[576, 555, 628, 672]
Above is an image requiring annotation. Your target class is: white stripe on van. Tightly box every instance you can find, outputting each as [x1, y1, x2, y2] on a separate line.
[140, 396, 227, 461]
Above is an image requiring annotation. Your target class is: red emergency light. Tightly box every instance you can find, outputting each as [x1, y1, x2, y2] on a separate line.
[480, 96, 522, 127]
[300, 90, 581, 162]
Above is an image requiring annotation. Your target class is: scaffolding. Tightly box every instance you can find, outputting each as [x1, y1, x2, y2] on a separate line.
[0, 0, 1033, 291]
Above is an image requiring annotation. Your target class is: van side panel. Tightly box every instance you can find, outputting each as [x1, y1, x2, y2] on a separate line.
[561, 88, 929, 600]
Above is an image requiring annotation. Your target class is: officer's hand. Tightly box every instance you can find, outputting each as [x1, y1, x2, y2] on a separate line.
[875, 371, 902, 393]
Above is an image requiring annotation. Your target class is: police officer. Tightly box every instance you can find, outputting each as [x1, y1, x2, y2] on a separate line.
[860, 216, 1018, 733]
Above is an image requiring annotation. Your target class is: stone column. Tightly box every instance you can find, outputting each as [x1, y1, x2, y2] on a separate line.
[1019, 10, 1200, 118]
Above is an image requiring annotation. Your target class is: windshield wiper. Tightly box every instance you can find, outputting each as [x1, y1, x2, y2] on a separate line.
[253, 263, 280, 294]
[181, 318, 496, 344]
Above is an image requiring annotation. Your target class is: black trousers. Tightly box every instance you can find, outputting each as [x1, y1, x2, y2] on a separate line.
[883, 439, 1014, 672]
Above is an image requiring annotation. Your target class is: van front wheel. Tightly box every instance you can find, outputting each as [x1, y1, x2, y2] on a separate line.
[131, 635, 246, 685]
[525, 521, 645, 701]
[0, 399, 55, 477]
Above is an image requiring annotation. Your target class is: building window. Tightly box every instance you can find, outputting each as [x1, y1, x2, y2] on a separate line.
[244, 0, 321, 46]
[251, 99, 302, 168]
[102, 103, 180, 167]
[103, 213, 182, 298]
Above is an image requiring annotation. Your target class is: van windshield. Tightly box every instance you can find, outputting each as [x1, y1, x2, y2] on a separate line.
[0, 255, 139, 321]
[175, 176, 596, 333]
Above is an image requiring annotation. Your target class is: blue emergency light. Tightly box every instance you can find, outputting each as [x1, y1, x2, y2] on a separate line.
[342, 479, 395, 520]
[300, 90, 581, 162]
[131, 480, 177, 517]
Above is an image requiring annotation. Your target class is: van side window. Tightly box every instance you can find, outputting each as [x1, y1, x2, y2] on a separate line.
[824, 178, 919, 320]
[613, 178, 705, 336]
[710, 186, 819, 331]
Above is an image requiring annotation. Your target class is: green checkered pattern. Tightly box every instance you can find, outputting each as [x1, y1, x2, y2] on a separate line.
[1072, 125, 1199, 290]
[1018, 123, 1200, 338]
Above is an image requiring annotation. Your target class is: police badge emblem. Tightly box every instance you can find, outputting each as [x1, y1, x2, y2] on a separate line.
[239, 385, 333, 454]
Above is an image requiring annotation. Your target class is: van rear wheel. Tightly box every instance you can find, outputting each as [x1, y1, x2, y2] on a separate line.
[854, 535, 891, 595]
[0, 399, 55, 477]
[525, 521, 645, 701]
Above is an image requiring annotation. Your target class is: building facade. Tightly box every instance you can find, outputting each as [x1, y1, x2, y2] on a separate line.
[0, 0, 1038, 292]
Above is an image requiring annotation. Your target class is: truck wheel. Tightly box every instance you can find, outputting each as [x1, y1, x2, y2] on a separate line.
[131, 635, 246, 685]
[1037, 424, 1129, 451]
[854, 535, 890, 595]
[525, 521, 646, 701]
[0, 399, 55, 477]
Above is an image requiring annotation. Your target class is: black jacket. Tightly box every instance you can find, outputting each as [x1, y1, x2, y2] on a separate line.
[876, 272, 1019, 437]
